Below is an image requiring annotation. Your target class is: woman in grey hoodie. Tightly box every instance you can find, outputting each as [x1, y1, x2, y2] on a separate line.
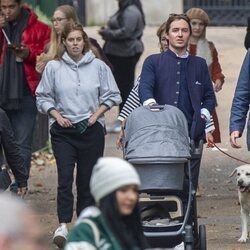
[99, 0, 145, 132]
[36, 23, 121, 249]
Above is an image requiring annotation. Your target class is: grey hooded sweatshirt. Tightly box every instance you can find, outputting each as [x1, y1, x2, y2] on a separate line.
[36, 51, 121, 126]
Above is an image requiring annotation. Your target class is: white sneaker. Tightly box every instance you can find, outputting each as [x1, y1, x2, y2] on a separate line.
[53, 224, 68, 248]
[174, 242, 184, 250]
[106, 121, 121, 133]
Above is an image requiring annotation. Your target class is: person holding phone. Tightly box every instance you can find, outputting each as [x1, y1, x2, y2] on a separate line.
[0, 0, 51, 192]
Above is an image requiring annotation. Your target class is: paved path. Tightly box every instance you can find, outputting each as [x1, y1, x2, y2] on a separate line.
[29, 26, 250, 249]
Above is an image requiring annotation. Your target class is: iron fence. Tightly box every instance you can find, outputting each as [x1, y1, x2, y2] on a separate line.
[184, 0, 250, 25]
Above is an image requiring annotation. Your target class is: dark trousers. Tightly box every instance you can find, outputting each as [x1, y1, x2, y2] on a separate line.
[182, 152, 202, 202]
[50, 122, 105, 223]
[5, 94, 37, 176]
[188, 156, 202, 192]
[106, 53, 141, 112]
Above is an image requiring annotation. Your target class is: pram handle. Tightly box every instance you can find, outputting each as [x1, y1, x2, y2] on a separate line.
[148, 105, 166, 111]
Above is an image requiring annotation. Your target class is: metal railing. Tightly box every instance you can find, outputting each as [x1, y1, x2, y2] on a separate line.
[184, 0, 250, 25]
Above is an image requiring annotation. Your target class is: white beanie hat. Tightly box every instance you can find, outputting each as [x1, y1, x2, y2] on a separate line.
[90, 157, 141, 203]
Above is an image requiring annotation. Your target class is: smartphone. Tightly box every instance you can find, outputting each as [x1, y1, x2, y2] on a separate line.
[6, 43, 16, 49]
[6, 43, 21, 50]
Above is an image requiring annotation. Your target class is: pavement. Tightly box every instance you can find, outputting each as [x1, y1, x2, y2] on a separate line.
[27, 26, 250, 250]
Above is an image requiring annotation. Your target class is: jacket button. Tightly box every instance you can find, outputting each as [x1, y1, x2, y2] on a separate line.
[177, 71, 180, 75]
[176, 81, 180, 84]
[177, 61, 180, 65]
[174, 101, 177, 105]
[176, 91, 179, 94]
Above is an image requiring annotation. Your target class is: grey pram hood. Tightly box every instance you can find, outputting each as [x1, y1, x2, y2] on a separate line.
[124, 105, 191, 163]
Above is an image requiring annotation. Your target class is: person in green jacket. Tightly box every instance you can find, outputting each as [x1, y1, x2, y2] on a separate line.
[65, 157, 148, 250]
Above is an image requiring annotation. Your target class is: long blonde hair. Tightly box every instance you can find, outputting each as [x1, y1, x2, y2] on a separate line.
[38, 5, 101, 63]
[44, 5, 79, 62]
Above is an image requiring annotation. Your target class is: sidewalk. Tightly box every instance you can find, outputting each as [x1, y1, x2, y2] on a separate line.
[29, 26, 250, 250]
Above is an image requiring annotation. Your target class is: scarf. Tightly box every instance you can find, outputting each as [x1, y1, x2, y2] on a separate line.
[196, 38, 213, 67]
[0, 8, 30, 110]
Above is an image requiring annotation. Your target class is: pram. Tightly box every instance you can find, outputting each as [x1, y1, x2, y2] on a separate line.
[123, 105, 207, 250]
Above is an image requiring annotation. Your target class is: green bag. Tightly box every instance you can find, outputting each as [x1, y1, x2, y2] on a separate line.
[73, 119, 89, 134]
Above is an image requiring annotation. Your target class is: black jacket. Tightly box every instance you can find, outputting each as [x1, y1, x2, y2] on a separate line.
[0, 108, 28, 187]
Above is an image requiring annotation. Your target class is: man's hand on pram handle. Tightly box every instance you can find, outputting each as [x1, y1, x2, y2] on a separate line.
[148, 103, 164, 112]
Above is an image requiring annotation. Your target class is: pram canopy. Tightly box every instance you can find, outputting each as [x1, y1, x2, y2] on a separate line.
[124, 105, 191, 163]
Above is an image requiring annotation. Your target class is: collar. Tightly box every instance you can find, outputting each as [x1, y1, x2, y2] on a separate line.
[176, 51, 189, 58]
[166, 49, 189, 59]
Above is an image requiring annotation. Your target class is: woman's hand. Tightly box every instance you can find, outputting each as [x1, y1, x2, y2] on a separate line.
[214, 79, 223, 92]
[116, 129, 124, 150]
[36, 61, 46, 74]
[88, 113, 98, 126]
[56, 115, 72, 128]
[49, 109, 72, 128]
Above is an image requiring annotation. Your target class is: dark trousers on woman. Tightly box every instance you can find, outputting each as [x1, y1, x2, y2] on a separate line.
[50, 122, 105, 223]
[106, 53, 141, 112]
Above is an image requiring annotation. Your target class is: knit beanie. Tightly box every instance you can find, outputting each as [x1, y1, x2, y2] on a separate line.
[90, 157, 141, 203]
[186, 8, 210, 26]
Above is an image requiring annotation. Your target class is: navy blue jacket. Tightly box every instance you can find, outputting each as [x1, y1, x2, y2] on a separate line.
[139, 49, 216, 140]
[230, 50, 250, 149]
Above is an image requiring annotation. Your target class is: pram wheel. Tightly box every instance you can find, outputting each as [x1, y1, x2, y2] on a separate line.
[198, 224, 206, 250]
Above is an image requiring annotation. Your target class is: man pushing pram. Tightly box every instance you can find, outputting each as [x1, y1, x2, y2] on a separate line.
[139, 13, 216, 196]
[122, 13, 215, 250]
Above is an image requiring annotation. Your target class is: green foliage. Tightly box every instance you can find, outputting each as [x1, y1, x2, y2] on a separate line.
[46, 139, 53, 154]
[88, 19, 97, 27]
[34, 6, 51, 26]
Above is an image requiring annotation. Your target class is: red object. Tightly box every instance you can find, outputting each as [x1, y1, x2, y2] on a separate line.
[212, 109, 221, 143]
[0, 5, 51, 96]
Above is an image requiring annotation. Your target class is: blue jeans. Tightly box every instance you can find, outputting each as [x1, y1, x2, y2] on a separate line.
[5, 94, 37, 177]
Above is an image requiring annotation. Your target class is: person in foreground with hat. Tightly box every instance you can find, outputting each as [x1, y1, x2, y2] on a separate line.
[64, 157, 148, 250]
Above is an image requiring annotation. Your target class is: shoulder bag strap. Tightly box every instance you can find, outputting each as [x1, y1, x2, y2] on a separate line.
[81, 219, 100, 246]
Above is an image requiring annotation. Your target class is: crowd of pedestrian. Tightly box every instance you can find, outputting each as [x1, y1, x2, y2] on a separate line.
[0, 0, 250, 249]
